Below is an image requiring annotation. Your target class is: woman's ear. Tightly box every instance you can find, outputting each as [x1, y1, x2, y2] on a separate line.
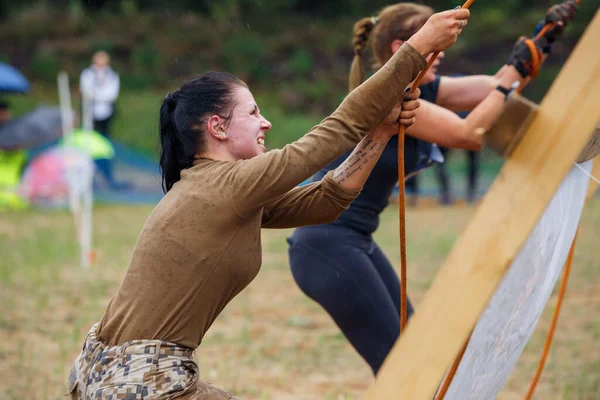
[206, 115, 227, 141]
[391, 39, 404, 55]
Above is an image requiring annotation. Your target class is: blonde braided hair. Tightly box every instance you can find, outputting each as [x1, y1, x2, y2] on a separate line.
[348, 3, 433, 92]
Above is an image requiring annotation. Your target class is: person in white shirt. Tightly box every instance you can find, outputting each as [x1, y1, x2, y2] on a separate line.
[80, 51, 129, 190]
[80, 51, 119, 136]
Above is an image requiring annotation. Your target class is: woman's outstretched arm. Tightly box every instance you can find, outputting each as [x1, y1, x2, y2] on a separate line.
[406, 36, 543, 151]
[262, 94, 420, 229]
[227, 8, 470, 219]
[229, 42, 426, 219]
[435, 74, 502, 113]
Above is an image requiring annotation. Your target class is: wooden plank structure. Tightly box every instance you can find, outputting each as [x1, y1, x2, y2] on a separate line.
[483, 93, 539, 157]
[364, 10, 600, 400]
[485, 97, 600, 163]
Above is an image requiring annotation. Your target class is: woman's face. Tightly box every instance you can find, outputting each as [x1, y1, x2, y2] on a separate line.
[422, 51, 444, 84]
[224, 86, 272, 160]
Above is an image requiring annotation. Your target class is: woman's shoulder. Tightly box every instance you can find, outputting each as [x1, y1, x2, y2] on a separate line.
[182, 159, 237, 189]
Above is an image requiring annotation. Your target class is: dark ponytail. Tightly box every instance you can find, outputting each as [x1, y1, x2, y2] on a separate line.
[158, 72, 247, 193]
[159, 91, 182, 193]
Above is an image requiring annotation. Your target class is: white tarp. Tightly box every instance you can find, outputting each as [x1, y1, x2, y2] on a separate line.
[445, 160, 592, 400]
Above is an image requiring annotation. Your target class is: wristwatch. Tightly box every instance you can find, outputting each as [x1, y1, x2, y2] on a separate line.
[495, 81, 521, 101]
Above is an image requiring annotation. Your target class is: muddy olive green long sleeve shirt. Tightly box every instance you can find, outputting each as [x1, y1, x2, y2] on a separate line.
[97, 43, 426, 348]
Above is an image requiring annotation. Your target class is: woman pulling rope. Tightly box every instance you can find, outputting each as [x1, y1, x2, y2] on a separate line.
[65, 9, 469, 400]
[286, 1, 576, 376]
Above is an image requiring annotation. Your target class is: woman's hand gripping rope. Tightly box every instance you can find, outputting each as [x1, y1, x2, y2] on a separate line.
[507, 0, 579, 93]
[399, 88, 421, 128]
[533, 0, 580, 52]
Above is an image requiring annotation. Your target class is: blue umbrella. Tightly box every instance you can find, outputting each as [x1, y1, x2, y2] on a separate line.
[0, 62, 30, 93]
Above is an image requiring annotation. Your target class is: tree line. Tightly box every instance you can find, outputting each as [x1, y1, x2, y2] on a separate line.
[0, 0, 571, 20]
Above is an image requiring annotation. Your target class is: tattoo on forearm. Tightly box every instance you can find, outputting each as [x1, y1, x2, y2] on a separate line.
[333, 137, 387, 184]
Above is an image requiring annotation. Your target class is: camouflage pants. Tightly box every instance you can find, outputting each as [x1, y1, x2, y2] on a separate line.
[67, 322, 238, 399]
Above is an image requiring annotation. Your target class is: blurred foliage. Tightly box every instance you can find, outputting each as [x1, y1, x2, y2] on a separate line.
[287, 48, 314, 77]
[123, 39, 163, 90]
[30, 52, 60, 84]
[0, 0, 595, 19]
[0, 0, 586, 17]
[219, 33, 269, 83]
[0, 0, 597, 155]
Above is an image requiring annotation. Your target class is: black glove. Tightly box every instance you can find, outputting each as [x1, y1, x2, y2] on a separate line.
[538, 23, 567, 52]
[533, 1, 578, 53]
[544, 1, 578, 26]
[506, 37, 544, 78]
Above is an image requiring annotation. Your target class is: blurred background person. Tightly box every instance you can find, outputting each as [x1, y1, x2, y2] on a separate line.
[435, 144, 454, 205]
[433, 95, 479, 206]
[80, 50, 128, 190]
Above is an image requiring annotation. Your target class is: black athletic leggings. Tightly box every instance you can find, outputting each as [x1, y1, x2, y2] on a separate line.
[287, 224, 414, 375]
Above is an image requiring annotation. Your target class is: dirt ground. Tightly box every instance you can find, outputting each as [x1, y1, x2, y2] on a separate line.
[1, 198, 599, 399]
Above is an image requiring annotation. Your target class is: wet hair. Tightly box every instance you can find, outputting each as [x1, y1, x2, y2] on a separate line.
[349, 3, 433, 91]
[159, 71, 247, 193]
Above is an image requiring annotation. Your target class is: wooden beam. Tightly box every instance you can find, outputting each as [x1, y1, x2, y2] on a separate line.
[365, 11, 600, 400]
[485, 103, 599, 162]
[484, 93, 538, 156]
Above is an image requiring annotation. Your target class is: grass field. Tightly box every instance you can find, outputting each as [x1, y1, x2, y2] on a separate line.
[1, 198, 599, 399]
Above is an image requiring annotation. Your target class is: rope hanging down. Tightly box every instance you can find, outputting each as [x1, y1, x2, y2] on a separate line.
[398, 0, 476, 333]
[434, 332, 472, 400]
[524, 232, 578, 400]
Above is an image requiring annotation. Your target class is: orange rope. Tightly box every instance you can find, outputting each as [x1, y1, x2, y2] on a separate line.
[398, 0, 477, 333]
[524, 39, 542, 78]
[434, 333, 472, 400]
[398, 130, 408, 332]
[512, 38, 542, 95]
[524, 231, 578, 400]
[410, 54, 440, 96]
[535, 23, 553, 39]
[516, 31, 546, 93]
